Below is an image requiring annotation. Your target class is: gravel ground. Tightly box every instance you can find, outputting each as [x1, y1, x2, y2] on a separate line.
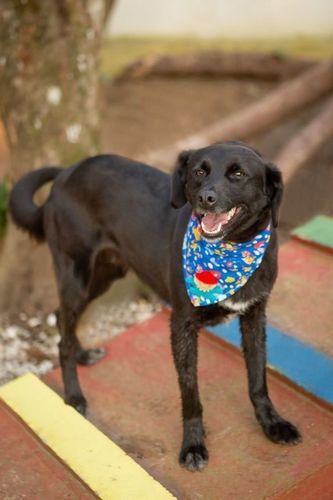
[0, 298, 160, 386]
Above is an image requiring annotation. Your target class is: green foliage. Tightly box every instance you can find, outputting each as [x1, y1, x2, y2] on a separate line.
[0, 181, 9, 237]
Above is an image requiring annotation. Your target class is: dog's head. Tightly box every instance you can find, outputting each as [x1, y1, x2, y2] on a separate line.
[171, 142, 283, 240]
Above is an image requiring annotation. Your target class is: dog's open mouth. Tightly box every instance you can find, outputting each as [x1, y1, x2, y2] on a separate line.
[200, 207, 241, 237]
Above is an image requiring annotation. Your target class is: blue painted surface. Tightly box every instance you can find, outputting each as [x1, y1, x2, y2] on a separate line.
[207, 319, 333, 405]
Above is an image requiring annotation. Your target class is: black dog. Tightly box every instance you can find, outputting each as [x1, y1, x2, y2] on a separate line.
[9, 142, 301, 471]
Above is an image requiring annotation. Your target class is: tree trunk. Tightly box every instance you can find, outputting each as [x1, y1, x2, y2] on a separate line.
[140, 60, 333, 171]
[119, 51, 315, 81]
[0, 0, 112, 318]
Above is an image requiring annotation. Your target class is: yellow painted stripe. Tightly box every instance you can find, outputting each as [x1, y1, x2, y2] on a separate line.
[0, 373, 175, 500]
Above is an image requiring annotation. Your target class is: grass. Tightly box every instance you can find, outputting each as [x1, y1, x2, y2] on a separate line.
[100, 35, 333, 78]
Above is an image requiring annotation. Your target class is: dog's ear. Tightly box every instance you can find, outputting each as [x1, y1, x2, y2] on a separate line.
[265, 162, 283, 228]
[170, 150, 193, 208]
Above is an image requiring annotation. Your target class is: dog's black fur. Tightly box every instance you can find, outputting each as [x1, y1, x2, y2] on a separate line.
[9, 142, 301, 471]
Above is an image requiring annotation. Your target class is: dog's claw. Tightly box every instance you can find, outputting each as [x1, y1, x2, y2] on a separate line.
[76, 347, 106, 366]
[66, 394, 87, 416]
[179, 444, 209, 472]
[264, 419, 302, 445]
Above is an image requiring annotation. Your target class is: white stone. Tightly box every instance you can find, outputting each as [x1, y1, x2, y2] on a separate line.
[46, 86, 62, 106]
[37, 360, 53, 375]
[27, 317, 41, 328]
[66, 124, 82, 143]
[3, 326, 18, 339]
[46, 313, 57, 327]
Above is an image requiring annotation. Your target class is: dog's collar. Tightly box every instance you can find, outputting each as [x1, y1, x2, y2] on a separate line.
[182, 213, 271, 307]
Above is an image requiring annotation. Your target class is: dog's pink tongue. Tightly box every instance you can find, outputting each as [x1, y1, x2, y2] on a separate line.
[201, 213, 228, 232]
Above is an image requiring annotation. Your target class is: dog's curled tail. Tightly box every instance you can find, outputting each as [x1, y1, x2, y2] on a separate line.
[9, 167, 62, 242]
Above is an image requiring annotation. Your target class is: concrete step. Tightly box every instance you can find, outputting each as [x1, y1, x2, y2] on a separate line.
[0, 397, 94, 499]
[0, 372, 175, 500]
[43, 312, 333, 499]
[270, 238, 333, 358]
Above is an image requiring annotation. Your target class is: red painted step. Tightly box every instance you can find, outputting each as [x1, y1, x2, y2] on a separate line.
[269, 239, 333, 356]
[0, 400, 94, 499]
[45, 312, 333, 500]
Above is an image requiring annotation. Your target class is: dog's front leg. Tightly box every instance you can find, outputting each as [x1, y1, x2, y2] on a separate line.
[240, 301, 301, 444]
[170, 312, 208, 471]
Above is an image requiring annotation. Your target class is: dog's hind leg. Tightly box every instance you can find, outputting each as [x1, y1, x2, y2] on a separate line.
[54, 245, 127, 414]
[240, 300, 302, 445]
[54, 253, 91, 414]
[75, 246, 128, 366]
[170, 312, 208, 472]
[54, 308, 105, 367]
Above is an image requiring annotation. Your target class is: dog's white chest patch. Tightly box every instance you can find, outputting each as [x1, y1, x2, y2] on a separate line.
[220, 298, 256, 313]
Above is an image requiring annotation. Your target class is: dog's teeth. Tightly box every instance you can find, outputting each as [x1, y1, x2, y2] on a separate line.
[227, 207, 236, 221]
[226, 209, 233, 221]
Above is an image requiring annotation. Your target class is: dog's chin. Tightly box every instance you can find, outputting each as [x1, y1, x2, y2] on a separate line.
[196, 206, 244, 240]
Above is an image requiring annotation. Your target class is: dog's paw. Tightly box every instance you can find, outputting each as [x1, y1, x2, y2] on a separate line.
[179, 443, 209, 472]
[76, 347, 106, 366]
[264, 419, 302, 445]
[66, 394, 87, 416]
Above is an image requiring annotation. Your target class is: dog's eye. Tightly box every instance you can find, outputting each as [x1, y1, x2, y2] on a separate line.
[227, 165, 246, 179]
[195, 169, 206, 177]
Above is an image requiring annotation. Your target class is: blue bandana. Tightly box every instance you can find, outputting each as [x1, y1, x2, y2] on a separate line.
[182, 214, 271, 307]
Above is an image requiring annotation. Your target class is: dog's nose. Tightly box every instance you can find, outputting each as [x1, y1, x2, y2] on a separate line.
[198, 190, 217, 207]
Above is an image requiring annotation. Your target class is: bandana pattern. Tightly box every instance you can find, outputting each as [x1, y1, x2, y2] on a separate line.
[182, 214, 271, 307]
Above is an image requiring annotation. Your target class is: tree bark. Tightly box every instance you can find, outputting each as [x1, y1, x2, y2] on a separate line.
[0, 0, 112, 318]
[140, 60, 333, 171]
[274, 95, 333, 183]
[119, 51, 315, 81]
